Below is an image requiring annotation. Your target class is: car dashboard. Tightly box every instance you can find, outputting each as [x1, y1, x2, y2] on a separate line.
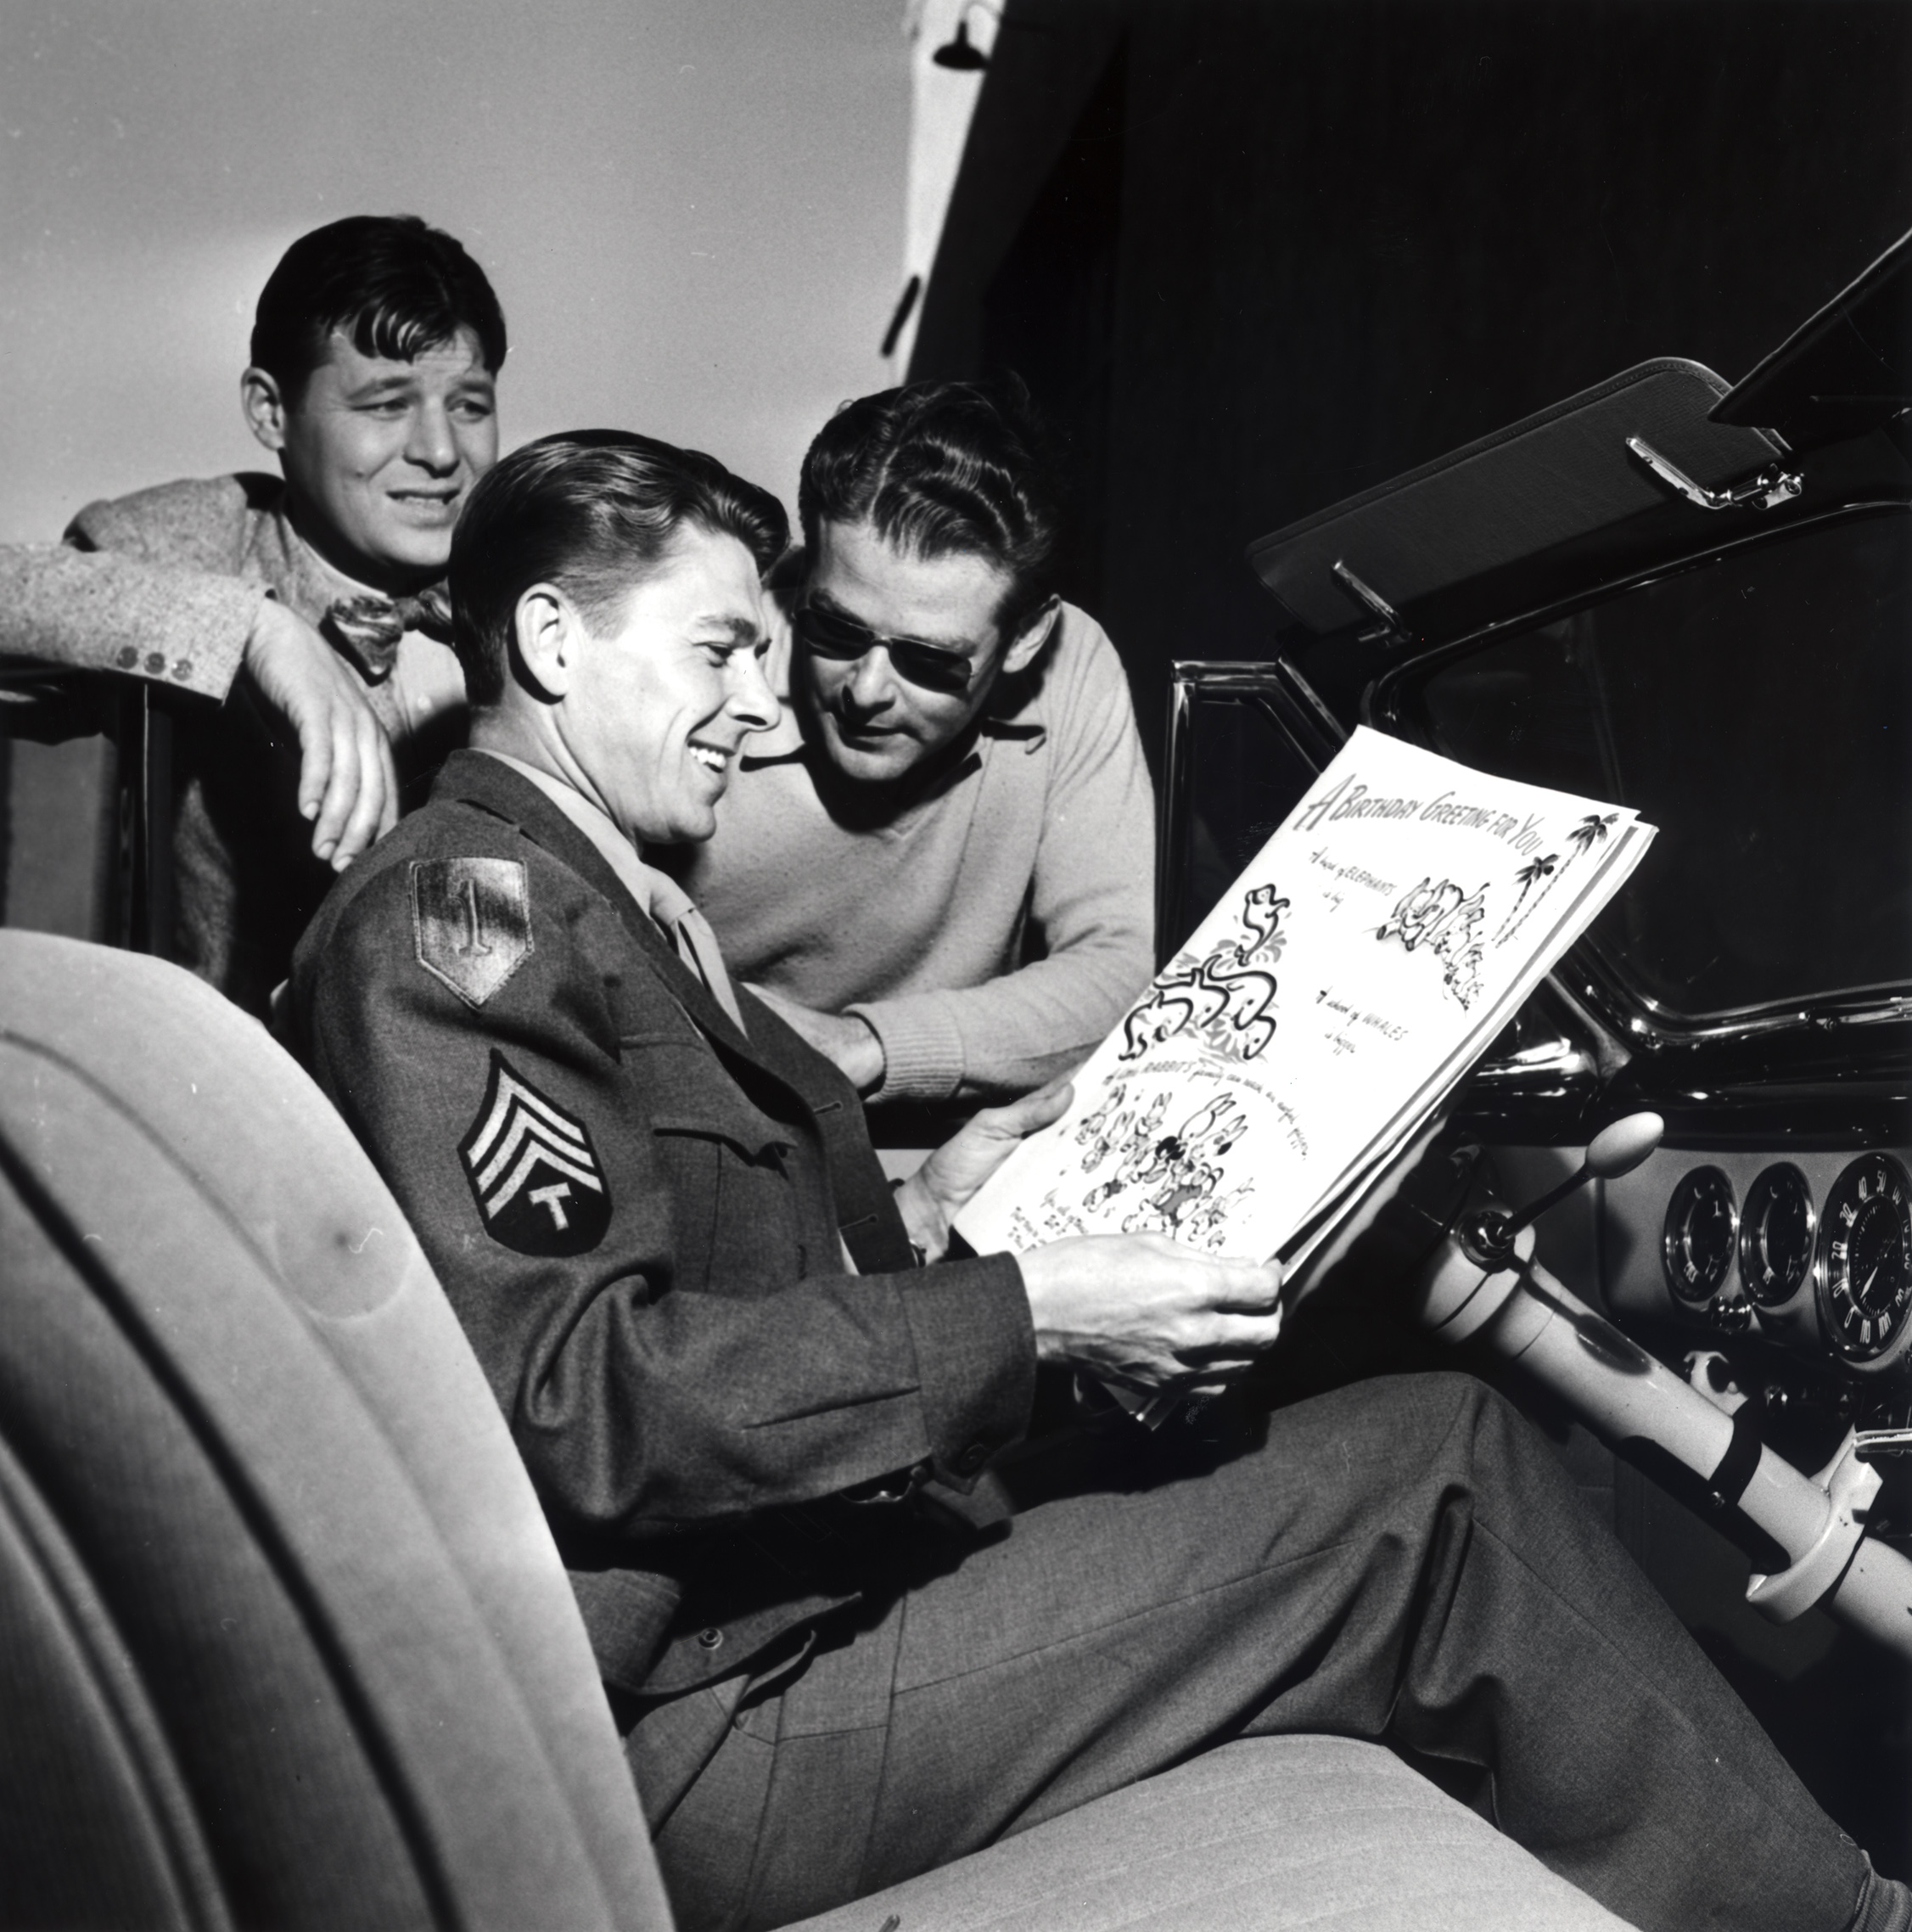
[1167, 463, 1912, 1418]
[1160, 358, 1912, 1860]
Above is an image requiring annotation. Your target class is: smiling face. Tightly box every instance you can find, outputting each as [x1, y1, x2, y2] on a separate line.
[799, 519, 1049, 785]
[244, 325, 498, 590]
[559, 523, 780, 846]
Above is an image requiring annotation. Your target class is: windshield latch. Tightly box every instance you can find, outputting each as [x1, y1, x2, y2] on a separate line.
[1625, 435, 1803, 513]
[1330, 559, 1417, 647]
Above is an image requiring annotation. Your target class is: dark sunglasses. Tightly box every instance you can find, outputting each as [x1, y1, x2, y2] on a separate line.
[793, 603, 977, 695]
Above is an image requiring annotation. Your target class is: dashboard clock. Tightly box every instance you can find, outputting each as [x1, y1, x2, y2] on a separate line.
[1662, 1167, 1738, 1307]
[1815, 1151, 1912, 1366]
[1738, 1163, 1816, 1308]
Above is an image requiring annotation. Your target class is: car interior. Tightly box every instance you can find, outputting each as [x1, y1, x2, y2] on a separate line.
[1165, 232, 1912, 1879]
[0, 234, 1906, 1932]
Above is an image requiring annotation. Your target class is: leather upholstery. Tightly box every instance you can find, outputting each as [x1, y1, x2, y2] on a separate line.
[786, 1734, 1634, 1932]
[0, 929, 668, 1932]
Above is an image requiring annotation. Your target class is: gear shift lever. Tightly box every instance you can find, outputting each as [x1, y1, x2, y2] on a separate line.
[1458, 1111, 1663, 1269]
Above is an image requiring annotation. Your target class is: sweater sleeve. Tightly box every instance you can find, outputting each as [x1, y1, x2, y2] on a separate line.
[849, 612, 1157, 1104]
[0, 541, 261, 703]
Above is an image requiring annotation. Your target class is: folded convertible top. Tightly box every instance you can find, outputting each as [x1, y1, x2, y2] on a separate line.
[1247, 358, 1784, 637]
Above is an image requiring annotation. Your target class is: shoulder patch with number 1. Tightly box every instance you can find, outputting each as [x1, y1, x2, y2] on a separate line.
[411, 857, 533, 1007]
[459, 1051, 611, 1255]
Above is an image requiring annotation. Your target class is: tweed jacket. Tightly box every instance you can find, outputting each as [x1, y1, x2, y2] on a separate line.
[0, 536, 263, 701]
[289, 751, 1036, 1699]
[1, 474, 467, 1014]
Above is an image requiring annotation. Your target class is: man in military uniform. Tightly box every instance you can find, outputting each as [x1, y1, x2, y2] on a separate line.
[289, 431, 1909, 1932]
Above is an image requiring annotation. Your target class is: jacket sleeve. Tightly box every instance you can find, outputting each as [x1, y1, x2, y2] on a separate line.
[298, 851, 1036, 1547]
[0, 541, 260, 704]
[849, 613, 1158, 1102]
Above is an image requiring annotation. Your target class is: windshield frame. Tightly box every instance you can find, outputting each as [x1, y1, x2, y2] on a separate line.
[1366, 493, 1912, 1054]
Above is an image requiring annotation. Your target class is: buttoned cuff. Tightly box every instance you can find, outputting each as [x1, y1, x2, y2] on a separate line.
[108, 575, 262, 701]
[107, 575, 262, 701]
[897, 1250, 1036, 1491]
[848, 996, 965, 1104]
[1, 545, 266, 704]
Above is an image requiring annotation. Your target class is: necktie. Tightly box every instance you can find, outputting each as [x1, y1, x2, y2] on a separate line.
[321, 584, 456, 682]
[647, 873, 747, 1034]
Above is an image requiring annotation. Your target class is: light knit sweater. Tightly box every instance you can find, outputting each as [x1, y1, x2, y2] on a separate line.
[670, 603, 1156, 1106]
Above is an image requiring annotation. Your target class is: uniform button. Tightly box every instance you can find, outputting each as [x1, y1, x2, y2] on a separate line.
[172, 659, 193, 680]
[696, 1626, 724, 1652]
[116, 646, 138, 669]
[144, 653, 166, 673]
[956, 1443, 988, 1476]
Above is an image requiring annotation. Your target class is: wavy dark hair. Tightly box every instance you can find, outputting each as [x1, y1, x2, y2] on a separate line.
[451, 430, 789, 709]
[797, 377, 1063, 633]
[250, 214, 507, 402]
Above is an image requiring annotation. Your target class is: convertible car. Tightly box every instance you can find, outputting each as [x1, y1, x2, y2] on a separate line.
[1167, 227, 1912, 1867]
[0, 238, 1905, 1928]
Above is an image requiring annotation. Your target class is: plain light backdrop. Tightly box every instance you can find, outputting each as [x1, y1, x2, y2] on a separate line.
[0, 0, 911, 542]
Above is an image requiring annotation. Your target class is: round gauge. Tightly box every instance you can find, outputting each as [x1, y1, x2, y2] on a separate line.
[1738, 1163, 1816, 1308]
[1814, 1151, 1912, 1366]
[1662, 1167, 1738, 1307]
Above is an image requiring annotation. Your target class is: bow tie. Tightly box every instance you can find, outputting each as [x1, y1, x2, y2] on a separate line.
[320, 585, 456, 682]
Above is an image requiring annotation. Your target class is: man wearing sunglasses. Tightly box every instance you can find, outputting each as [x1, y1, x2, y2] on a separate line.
[665, 379, 1154, 1121]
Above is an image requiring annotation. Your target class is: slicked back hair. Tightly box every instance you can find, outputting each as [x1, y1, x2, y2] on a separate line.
[451, 430, 790, 709]
[798, 379, 1063, 637]
[250, 214, 507, 404]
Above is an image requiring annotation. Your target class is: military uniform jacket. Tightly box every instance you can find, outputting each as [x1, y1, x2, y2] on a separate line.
[289, 752, 1036, 1699]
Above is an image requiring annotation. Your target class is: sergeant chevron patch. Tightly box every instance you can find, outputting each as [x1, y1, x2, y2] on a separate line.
[459, 1052, 610, 1255]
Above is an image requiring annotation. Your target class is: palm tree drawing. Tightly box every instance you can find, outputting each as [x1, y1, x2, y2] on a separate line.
[1494, 851, 1560, 944]
[1567, 812, 1619, 856]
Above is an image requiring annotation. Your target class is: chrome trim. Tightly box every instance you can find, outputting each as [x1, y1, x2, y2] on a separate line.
[1625, 435, 1803, 513]
[1585, 969, 1912, 1053]
[1157, 671, 1197, 953]
[1627, 990, 1912, 1042]
[1158, 659, 1346, 966]
[1331, 559, 1416, 645]
[1466, 1036, 1598, 1092]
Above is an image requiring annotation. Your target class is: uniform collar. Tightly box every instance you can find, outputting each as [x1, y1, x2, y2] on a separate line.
[430, 750, 751, 1053]
[474, 749, 676, 923]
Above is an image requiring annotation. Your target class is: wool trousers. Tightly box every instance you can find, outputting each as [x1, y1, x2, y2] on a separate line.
[631, 1372, 1876, 1932]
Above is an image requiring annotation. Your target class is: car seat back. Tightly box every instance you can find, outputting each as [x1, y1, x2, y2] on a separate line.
[0, 930, 670, 1931]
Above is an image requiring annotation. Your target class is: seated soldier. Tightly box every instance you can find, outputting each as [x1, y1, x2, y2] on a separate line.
[664, 379, 1153, 1120]
[0, 213, 504, 1014]
[289, 432, 1909, 1932]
